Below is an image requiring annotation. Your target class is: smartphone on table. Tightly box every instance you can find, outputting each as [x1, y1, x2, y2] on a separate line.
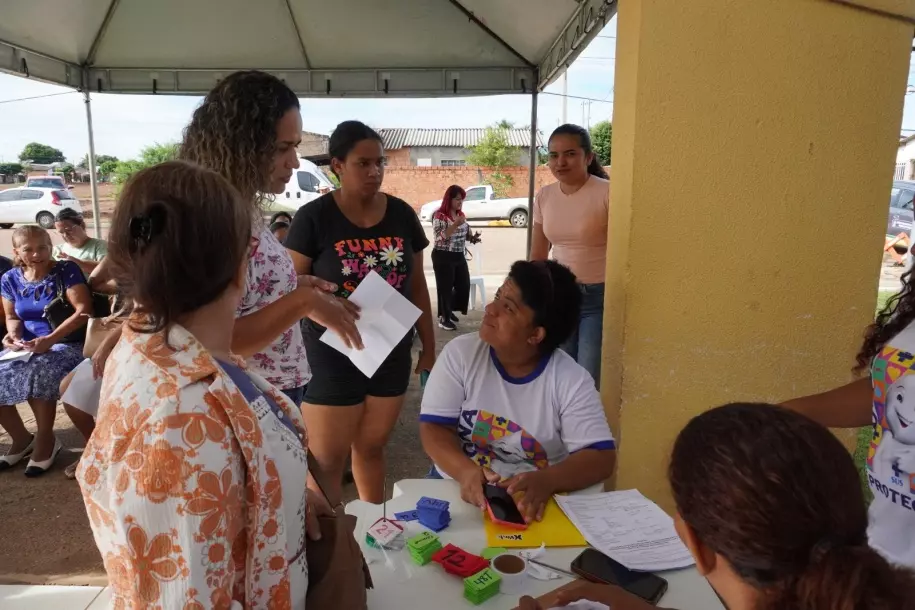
[482, 483, 528, 530]
[570, 548, 668, 604]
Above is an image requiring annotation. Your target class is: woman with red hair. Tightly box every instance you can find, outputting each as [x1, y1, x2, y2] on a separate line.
[431, 185, 472, 331]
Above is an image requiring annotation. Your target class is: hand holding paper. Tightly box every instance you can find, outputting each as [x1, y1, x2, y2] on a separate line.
[320, 271, 421, 377]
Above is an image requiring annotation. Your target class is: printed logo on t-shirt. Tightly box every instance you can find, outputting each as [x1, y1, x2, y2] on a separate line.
[457, 409, 549, 479]
[868, 346, 915, 502]
[334, 237, 407, 296]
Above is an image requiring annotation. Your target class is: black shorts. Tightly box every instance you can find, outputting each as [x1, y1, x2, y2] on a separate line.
[303, 334, 413, 406]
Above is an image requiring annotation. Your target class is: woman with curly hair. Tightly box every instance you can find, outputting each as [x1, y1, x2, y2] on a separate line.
[179, 70, 361, 407]
[785, 257, 915, 568]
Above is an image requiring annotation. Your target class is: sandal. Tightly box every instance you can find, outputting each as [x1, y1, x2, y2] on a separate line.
[64, 460, 80, 480]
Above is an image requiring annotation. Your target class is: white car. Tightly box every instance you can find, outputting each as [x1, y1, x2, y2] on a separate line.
[0, 186, 83, 229]
[418, 184, 530, 228]
[275, 158, 335, 211]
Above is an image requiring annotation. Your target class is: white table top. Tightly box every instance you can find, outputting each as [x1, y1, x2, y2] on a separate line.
[346, 479, 724, 610]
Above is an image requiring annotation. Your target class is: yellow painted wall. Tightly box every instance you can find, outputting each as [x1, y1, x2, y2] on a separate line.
[604, 0, 915, 512]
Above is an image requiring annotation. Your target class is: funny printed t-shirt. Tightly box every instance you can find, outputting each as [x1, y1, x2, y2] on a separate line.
[286, 192, 429, 336]
[420, 333, 615, 479]
[868, 320, 915, 567]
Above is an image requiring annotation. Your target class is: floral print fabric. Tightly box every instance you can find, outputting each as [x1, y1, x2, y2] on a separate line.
[77, 322, 309, 609]
[237, 226, 310, 390]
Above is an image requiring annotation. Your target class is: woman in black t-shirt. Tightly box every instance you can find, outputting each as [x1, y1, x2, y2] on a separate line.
[286, 121, 435, 503]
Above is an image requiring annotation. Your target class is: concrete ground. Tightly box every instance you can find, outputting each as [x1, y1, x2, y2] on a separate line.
[0, 277, 493, 584]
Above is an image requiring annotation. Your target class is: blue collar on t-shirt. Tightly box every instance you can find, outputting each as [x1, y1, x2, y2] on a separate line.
[489, 347, 551, 385]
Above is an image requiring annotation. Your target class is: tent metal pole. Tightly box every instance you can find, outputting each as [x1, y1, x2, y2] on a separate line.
[82, 88, 102, 238]
[526, 88, 539, 257]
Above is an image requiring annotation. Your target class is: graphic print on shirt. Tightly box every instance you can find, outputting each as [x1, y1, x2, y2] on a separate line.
[868, 346, 915, 499]
[334, 236, 407, 297]
[457, 409, 548, 479]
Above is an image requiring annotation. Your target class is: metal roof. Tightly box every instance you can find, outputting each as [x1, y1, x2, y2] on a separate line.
[378, 128, 543, 149]
[0, 0, 616, 97]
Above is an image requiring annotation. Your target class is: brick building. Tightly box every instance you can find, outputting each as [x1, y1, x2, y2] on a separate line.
[377, 128, 543, 167]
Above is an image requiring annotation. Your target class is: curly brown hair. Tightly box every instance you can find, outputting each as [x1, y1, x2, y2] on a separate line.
[857, 267, 915, 372]
[670, 403, 915, 610]
[179, 70, 299, 209]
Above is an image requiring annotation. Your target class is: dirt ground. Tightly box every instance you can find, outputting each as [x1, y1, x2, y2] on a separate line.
[0, 308, 481, 585]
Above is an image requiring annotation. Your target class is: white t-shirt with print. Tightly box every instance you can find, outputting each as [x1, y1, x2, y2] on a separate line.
[420, 333, 615, 479]
[868, 320, 915, 568]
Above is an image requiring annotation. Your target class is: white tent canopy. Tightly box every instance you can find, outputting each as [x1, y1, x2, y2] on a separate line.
[0, 0, 615, 96]
[1, 0, 616, 244]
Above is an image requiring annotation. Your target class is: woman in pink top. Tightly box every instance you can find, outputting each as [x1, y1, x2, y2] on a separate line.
[530, 124, 609, 387]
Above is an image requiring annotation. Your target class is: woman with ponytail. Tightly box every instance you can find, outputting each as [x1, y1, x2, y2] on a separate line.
[530, 123, 609, 387]
[519, 403, 915, 610]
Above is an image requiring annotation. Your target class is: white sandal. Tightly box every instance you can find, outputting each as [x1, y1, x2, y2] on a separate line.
[24, 440, 61, 478]
[0, 435, 35, 471]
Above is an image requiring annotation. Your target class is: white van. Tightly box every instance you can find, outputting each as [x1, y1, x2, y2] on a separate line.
[279, 158, 335, 210]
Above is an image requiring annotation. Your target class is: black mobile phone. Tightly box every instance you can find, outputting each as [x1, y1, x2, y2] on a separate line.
[482, 484, 526, 526]
[570, 549, 668, 604]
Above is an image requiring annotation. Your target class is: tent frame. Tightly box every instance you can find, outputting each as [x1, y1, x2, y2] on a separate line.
[2, 0, 617, 246]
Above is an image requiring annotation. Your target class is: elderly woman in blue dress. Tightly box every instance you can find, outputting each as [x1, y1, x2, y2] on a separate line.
[0, 226, 91, 476]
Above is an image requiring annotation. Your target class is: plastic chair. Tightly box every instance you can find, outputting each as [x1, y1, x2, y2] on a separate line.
[468, 241, 486, 310]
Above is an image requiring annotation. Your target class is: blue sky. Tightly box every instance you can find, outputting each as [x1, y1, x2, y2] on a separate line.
[0, 20, 617, 165]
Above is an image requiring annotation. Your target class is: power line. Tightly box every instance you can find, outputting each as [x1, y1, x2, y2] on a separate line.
[0, 91, 77, 105]
[540, 91, 613, 104]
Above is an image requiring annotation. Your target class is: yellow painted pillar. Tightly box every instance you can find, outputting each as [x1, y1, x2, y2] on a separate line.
[603, 0, 915, 512]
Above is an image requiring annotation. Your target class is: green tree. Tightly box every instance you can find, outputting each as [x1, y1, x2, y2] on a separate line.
[467, 124, 519, 197]
[590, 120, 612, 166]
[57, 163, 75, 178]
[139, 142, 179, 166]
[495, 119, 515, 129]
[19, 142, 66, 165]
[98, 160, 119, 179]
[78, 154, 119, 168]
[0, 162, 24, 176]
[110, 142, 179, 185]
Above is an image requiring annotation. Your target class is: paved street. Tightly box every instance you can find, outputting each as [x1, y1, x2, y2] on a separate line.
[0, 223, 527, 301]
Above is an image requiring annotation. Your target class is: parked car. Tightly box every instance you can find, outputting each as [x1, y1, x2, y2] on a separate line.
[418, 184, 530, 228]
[276, 158, 335, 211]
[0, 187, 83, 229]
[888, 180, 915, 238]
[25, 176, 72, 190]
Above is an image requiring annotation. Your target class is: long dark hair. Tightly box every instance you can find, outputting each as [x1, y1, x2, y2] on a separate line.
[858, 268, 915, 371]
[549, 124, 608, 180]
[108, 161, 250, 334]
[670, 403, 915, 610]
[434, 185, 466, 221]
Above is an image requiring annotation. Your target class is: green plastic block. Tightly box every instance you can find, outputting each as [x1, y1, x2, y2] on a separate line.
[480, 547, 506, 561]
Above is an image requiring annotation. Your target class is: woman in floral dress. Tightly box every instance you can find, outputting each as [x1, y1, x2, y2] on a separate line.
[179, 70, 361, 407]
[78, 162, 330, 608]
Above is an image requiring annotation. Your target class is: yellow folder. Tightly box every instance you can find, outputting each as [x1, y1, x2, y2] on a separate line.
[483, 496, 586, 548]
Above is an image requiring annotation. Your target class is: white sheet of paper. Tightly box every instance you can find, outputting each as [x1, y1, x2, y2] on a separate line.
[554, 489, 695, 572]
[320, 271, 421, 377]
[60, 359, 102, 412]
[549, 602, 610, 610]
[0, 349, 32, 363]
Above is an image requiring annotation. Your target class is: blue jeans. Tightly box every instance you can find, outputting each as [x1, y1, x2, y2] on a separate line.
[281, 385, 306, 406]
[561, 283, 604, 388]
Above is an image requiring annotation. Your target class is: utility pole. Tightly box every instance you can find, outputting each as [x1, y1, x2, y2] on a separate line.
[561, 71, 568, 123]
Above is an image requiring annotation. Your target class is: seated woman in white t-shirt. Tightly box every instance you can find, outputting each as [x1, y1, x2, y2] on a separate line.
[420, 260, 616, 522]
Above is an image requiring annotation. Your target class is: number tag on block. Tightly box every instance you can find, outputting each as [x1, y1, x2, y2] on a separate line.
[466, 568, 501, 593]
[433, 544, 489, 577]
[407, 531, 438, 552]
[368, 517, 404, 546]
[417, 496, 450, 512]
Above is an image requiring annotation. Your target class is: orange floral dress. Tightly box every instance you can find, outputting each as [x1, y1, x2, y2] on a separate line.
[77, 323, 309, 609]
